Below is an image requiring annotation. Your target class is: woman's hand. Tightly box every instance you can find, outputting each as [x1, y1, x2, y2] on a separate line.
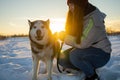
[58, 31, 66, 41]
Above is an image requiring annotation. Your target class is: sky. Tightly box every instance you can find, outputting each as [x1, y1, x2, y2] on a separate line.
[0, 0, 120, 35]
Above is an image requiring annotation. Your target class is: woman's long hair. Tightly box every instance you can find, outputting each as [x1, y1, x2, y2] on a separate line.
[65, 5, 84, 44]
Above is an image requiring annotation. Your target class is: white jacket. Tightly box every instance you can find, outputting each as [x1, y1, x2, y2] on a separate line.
[65, 8, 112, 53]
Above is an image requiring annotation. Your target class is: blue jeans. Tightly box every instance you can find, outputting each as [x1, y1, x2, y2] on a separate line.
[59, 47, 110, 77]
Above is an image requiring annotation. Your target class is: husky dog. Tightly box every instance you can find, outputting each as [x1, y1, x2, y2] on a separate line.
[28, 19, 60, 80]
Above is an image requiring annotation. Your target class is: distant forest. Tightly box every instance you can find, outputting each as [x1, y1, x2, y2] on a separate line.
[0, 34, 28, 40]
[0, 29, 120, 40]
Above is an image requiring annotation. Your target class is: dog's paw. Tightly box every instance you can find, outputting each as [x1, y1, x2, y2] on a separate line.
[47, 76, 52, 80]
[32, 78, 37, 80]
[32, 77, 38, 80]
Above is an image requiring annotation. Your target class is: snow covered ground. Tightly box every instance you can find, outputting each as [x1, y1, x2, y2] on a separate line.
[0, 36, 120, 80]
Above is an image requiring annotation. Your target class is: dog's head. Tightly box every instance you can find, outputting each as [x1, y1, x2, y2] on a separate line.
[28, 19, 51, 45]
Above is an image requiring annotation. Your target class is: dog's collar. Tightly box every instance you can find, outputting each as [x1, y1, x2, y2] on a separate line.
[35, 43, 44, 49]
[31, 41, 51, 54]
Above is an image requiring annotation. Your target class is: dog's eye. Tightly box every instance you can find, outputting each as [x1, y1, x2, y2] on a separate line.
[33, 26, 36, 29]
[41, 26, 44, 28]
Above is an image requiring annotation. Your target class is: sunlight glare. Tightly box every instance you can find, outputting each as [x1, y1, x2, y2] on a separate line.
[50, 18, 65, 34]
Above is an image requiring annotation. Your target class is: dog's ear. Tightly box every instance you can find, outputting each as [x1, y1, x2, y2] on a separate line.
[46, 19, 50, 25]
[28, 20, 31, 26]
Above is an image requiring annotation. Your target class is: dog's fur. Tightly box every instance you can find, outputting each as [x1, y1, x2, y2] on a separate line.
[28, 19, 60, 80]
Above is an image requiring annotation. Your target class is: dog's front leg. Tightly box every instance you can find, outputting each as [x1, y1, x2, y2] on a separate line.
[46, 59, 53, 80]
[32, 56, 40, 80]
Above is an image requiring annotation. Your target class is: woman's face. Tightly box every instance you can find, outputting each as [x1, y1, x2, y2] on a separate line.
[68, 3, 74, 13]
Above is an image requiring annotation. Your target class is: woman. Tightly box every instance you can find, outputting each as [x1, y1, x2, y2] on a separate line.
[58, 0, 111, 80]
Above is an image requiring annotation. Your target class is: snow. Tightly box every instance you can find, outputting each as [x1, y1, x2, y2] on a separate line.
[0, 36, 120, 80]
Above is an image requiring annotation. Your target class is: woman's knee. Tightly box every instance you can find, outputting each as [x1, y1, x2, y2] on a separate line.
[69, 49, 81, 64]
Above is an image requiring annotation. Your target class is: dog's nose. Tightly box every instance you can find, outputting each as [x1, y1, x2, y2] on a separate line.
[36, 29, 41, 36]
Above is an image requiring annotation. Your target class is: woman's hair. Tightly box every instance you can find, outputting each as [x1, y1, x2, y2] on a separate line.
[65, 5, 84, 44]
[67, 0, 88, 7]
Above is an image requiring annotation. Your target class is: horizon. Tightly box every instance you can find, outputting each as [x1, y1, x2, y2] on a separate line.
[0, 0, 120, 35]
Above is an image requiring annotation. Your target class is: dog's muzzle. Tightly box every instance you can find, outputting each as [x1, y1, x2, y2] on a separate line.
[35, 30, 43, 40]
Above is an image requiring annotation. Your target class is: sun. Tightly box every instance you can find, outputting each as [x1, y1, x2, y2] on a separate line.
[50, 18, 65, 34]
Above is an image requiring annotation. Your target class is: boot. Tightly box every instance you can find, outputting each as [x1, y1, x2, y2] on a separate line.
[85, 72, 99, 80]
